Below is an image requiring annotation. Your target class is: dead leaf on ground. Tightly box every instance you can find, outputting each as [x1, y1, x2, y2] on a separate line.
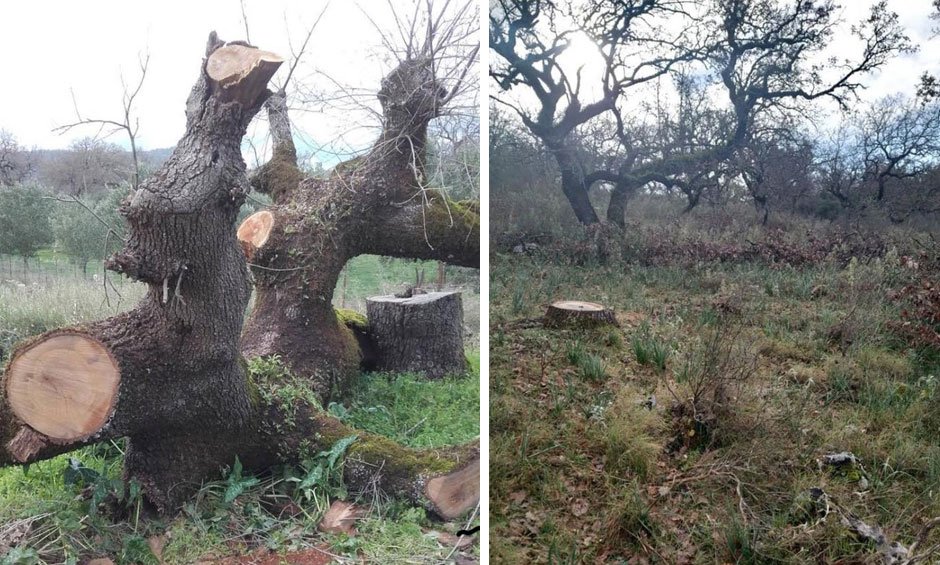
[0, 519, 32, 554]
[317, 500, 364, 535]
[571, 498, 589, 517]
[148, 534, 168, 563]
[433, 531, 478, 549]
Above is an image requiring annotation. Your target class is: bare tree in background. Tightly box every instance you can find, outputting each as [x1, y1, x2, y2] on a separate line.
[0, 130, 33, 187]
[41, 137, 132, 196]
[735, 129, 816, 224]
[53, 53, 149, 191]
[860, 94, 940, 204]
[491, 0, 911, 227]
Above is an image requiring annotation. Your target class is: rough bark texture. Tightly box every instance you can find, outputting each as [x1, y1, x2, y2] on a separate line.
[0, 33, 269, 508]
[0, 37, 479, 519]
[544, 301, 619, 329]
[366, 291, 467, 379]
[241, 58, 479, 402]
[552, 143, 600, 225]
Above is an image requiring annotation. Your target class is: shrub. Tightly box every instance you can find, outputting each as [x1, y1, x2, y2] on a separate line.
[667, 322, 758, 450]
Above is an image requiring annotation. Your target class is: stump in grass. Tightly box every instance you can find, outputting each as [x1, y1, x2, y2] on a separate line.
[366, 291, 467, 379]
[543, 301, 618, 329]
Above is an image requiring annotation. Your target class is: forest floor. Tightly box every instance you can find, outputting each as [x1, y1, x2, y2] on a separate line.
[489, 227, 940, 563]
[0, 254, 480, 564]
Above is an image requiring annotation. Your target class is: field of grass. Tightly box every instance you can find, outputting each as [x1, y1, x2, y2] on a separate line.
[0, 253, 480, 359]
[0, 253, 480, 564]
[489, 237, 940, 563]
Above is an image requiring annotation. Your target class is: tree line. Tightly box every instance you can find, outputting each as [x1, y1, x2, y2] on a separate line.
[0, 128, 479, 272]
[490, 0, 940, 230]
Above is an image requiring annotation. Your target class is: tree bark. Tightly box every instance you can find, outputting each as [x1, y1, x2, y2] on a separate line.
[552, 144, 599, 225]
[0, 36, 479, 519]
[366, 291, 467, 379]
[241, 59, 479, 402]
[606, 179, 639, 228]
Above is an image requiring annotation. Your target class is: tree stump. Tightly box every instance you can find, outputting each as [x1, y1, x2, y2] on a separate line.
[543, 300, 618, 329]
[366, 291, 467, 379]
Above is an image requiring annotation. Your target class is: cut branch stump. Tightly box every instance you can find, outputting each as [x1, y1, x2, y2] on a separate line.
[366, 291, 467, 379]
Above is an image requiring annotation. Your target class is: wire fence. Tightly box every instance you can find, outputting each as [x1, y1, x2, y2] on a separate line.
[0, 254, 126, 287]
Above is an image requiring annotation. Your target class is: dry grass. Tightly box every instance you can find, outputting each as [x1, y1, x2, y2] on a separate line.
[490, 227, 940, 563]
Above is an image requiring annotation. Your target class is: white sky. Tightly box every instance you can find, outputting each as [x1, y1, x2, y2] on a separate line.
[827, 0, 939, 104]
[0, 0, 480, 167]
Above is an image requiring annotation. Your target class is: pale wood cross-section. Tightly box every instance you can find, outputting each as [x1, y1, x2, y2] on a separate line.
[543, 300, 619, 329]
[6, 333, 120, 441]
[425, 458, 480, 520]
[206, 44, 284, 106]
[237, 210, 275, 259]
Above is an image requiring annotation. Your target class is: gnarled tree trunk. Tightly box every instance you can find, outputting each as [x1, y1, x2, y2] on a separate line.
[240, 59, 479, 402]
[0, 36, 479, 519]
[551, 143, 599, 225]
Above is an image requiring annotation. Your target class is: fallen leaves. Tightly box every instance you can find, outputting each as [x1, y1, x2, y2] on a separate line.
[571, 498, 589, 517]
[0, 518, 33, 555]
[432, 530, 477, 549]
[317, 500, 364, 535]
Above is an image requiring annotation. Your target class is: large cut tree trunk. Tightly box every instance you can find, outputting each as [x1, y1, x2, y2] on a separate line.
[240, 60, 479, 402]
[366, 291, 467, 378]
[0, 36, 479, 519]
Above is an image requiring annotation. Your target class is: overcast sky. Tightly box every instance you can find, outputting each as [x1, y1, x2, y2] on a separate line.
[831, 0, 939, 103]
[0, 0, 480, 167]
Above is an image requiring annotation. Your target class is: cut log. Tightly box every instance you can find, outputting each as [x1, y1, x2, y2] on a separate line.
[366, 291, 467, 379]
[543, 300, 618, 329]
[5, 333, 120, 441]
[237, 210, 274, 259]
[426, 458, 480, 520]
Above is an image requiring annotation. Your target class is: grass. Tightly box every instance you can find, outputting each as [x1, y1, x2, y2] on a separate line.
[339, 367, 481, 449]
[0, 252, 481, 360]
[490, 243, 940, 563]
[0, 253, 481, 564]
[0, 365, 481, 564]
[632, 328, 671, 372]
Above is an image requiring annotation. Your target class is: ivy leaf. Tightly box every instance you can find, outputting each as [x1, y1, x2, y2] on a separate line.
[63, 458, 99, 487]
[324, 435, 358, 469]
[223, 476, 259, 504]
[298, 464, 325, 490]
[223, 456, 259, 503]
